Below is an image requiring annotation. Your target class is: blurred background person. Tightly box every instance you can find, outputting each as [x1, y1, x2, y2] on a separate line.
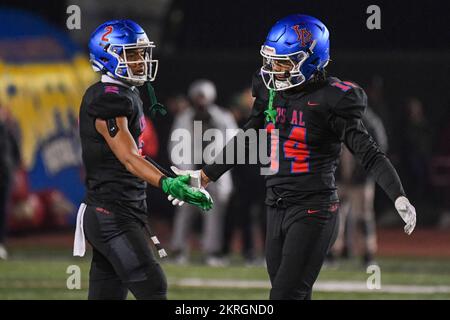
[0, 0, 448, 301]
[169, 79, 236, 266]
[366, 76, 392, 138]
[433, 102, 450, 229]
[0, 105, 22, 260]
[142, 93, 190, 232]
[221, 87, 266, 265]
[401, 98, 432, 208]
[331, 106, 389, 267]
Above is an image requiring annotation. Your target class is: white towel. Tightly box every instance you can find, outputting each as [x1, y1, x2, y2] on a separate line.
[73, 203, 87, 257]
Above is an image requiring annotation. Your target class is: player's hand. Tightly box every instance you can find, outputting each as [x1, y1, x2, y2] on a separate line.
[160, 175, 213, 211]
[170, 166, 210, 188]
[395, 196, 416, 235]
[167, 194, 184, 207]
[167, 166, 201, 207]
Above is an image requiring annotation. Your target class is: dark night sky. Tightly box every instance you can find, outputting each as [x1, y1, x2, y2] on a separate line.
[2, 0, 449, 51]
[162, 0, 449, 51]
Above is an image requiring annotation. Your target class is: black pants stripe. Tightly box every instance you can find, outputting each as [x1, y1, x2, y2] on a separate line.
[83, 205, 167, 300]
[265, 202, 339, 300]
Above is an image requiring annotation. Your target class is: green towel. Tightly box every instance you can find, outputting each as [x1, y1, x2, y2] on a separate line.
[264, 89, 277, 124]
[146, 81, 167, 118]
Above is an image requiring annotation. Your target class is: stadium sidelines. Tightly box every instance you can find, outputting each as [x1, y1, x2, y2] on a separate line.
[175, 278, 450, 294]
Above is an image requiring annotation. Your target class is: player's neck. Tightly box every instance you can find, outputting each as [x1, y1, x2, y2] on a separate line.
[101, 74, 135, 90]
[287, 76, 328, 95]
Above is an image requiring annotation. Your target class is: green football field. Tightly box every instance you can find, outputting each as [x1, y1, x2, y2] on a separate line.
[1, 245, 449, 300]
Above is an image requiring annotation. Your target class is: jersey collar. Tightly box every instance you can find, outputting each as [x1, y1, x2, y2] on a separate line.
[101, 74, 136, 91]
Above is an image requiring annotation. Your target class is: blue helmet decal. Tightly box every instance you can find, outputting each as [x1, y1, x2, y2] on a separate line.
[88, 19, 158, 86]
[260, 14, 330, 91]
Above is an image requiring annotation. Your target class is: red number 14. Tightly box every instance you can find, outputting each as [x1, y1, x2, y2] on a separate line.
[284, 126, 310, 173]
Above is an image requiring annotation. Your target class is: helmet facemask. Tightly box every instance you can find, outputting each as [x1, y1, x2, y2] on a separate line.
[260, 44, 313, 91]
[107, 42, 158, 86]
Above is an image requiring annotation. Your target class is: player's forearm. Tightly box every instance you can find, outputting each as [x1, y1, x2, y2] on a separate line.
[203, 119, 262, 181]
[367, 155, 406, 202]
[123, 154, 165, 187]
[342, 118, 406, 202]
[202, 135, 239, 182]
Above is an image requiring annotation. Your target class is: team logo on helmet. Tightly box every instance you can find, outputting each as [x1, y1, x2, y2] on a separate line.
[292, 25, 312, 47]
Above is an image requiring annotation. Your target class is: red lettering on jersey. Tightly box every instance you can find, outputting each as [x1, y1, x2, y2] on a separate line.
[292, 25, 312, 47]
[284, 126, 310, 173]
[101, 26, 113, 42]
[104, 85, 119, 94]
[342, 81, 357, 88]
[331, 82, 352, 92]
[276, 107, 286, 124]
[290, 110, 305, 126]
[291, 110, 298, 125]
[266, 122, 275, 134]
[266, 123, 279, 172]
[298, 111, 305, 126]
[96, 207, 111, 215]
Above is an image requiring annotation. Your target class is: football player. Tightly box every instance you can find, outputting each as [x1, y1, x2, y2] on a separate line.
[74, 19, 212, 300]
[172, 14, 416, 300]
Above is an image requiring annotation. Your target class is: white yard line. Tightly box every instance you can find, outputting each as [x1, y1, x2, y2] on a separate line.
[174, 278, 450, 294]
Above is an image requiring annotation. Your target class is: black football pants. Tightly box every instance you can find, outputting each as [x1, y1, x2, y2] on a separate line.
[83, 205, 167, 300]
[265, 200, 339, 300]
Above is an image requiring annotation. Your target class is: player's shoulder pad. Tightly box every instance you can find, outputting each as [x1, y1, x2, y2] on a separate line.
[87, 84, 133, 119]
[327, 78, 367, 119]
[251, 70, 269, 102]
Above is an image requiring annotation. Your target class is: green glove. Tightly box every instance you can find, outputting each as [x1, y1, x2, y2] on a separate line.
[160, 175, 213, 211]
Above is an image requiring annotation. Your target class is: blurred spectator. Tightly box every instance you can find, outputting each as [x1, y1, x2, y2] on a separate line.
[169, 79, 237, 266]
[401, 98, 432, 204]
[332, 106, 388, 266]
[221, 87, 266, 264]
[166, 94, 190, 116]
[366, 76, 392, 136]
[141, 92, 189, 224]
[432, 103, 450, 228]
[0, 105, 22, 259]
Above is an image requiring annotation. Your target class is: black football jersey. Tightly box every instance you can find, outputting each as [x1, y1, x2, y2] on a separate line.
[79, 81, 148, 213]
[203, 71, 405, 206]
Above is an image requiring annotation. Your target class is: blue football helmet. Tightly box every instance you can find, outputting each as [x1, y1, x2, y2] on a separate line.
[260, 14, 330, 91]
[88, 19, 158, 86]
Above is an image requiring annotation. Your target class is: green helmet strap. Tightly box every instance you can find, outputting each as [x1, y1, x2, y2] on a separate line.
[264, 89, 277, 124]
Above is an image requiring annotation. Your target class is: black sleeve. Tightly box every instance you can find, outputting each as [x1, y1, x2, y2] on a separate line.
[202, 72, 267, 181]
[144, 156, 176, 178]
[87, 93, 133, 120]
[329, 88, 405, 202]
[362, 107, 389, 153]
